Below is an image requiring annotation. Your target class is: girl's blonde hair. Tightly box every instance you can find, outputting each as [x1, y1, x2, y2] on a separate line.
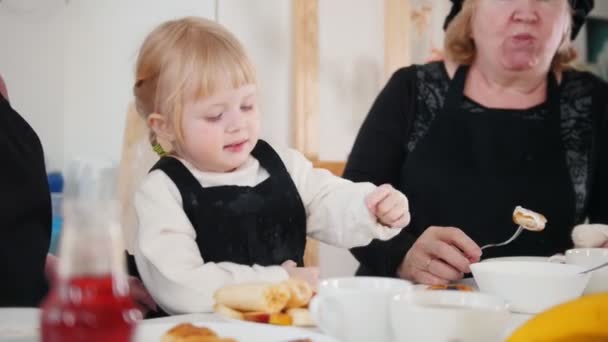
[133, 16, 256, 151]
[444, 0, 577, 72]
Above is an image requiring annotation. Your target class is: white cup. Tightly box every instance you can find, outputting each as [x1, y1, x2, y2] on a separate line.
[390, 290, 510, 342]
[549, 248, 608, 294]
[309, 277, 412, 342]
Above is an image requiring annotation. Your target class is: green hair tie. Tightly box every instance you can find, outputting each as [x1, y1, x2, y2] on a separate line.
[152, 142, 168, 157]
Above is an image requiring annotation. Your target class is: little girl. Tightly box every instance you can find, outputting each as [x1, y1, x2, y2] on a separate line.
[131, 17, 410, 315]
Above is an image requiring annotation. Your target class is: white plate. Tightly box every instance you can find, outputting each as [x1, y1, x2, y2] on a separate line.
[135, 320, 337, 342]
[0, 308, 39, 341]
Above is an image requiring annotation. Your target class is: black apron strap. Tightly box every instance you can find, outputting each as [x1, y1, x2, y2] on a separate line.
[150, 157, 202, 225]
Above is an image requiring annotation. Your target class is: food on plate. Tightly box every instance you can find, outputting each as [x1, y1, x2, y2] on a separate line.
[243, 312, 292, 326]
[213, 282, 290, 313]
[213, 304, 243, 320]
[286, 308, 315, 327]
[213, 279, 315, 326]
[284, 279, 314, 309]
[512, 206, 547, 231]
[426, 284, 474, 292]
[161, 323, 236, 342]
[507, 293, 608, 342]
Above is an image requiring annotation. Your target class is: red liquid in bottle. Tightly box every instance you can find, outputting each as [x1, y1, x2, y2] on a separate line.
[41, 275, 140, 342]
[43, 160, 143, 341]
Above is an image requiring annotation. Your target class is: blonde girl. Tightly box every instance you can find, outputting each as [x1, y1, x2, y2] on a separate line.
[130, 17, 410, 314]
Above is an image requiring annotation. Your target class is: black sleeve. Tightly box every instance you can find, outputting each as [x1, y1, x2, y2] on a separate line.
[0, 95, 51, 307]
[343, 66, 419, 277]
[589, 80, 608, 224]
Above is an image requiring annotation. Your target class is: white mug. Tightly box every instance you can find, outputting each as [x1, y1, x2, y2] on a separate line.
[390, 290, 510, 342]
[309, 277, 411, 342]
[549, 248, 608, 294]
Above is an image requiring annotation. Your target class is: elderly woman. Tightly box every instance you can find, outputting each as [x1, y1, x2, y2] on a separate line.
[344, 0, 606, 285]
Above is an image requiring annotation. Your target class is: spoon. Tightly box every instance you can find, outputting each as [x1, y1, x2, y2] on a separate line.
[580, 261, 608, 274]
[481, 226, 524, 250]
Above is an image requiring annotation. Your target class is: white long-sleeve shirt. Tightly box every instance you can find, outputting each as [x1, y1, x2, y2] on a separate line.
[134, 147, 404, 314]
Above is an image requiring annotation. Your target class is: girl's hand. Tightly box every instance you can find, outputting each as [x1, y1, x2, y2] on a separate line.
[365, 184, 410, 228]
[281, 260, 319, 288]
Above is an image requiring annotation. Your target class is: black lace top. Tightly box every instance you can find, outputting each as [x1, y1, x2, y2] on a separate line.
[344, 62, 608, 277]
[412, 62, 600, 222]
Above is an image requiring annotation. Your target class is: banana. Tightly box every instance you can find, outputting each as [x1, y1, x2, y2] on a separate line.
[213, 303, 244, 320]
[283, 279, 313, 309]
[286, 308, 315, 327]
[507, 292, 608, 342]
[213, 282, 290, 313]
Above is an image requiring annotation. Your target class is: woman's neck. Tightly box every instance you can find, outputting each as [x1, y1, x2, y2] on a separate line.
[446, 59, 551, 110]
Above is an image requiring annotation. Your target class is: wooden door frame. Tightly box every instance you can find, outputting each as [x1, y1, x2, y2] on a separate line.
[292, 0, 410, 162]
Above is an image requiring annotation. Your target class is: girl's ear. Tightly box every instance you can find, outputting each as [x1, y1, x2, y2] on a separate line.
[147, 113, 176, 142]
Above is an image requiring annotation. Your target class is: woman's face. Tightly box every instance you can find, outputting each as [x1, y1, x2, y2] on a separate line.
[471, 0, 570, 72]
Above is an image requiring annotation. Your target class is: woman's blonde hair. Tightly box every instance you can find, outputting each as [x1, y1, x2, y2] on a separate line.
[444, 0, 577, 72]
[133, 16, 256, 151]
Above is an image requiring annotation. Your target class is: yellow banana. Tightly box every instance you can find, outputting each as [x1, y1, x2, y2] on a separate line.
[507, 292, 608, 342]
[213, 282, 290, 313]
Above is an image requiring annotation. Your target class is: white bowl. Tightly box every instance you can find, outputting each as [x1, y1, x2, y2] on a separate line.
[482, 256, 549, 263]
[550, 248, 608, 295]
[390, 291, 510, 342]
[471, 261, 590, 314]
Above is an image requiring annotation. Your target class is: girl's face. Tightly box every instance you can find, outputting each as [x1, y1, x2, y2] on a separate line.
[177, 82, 260, 172]
[471, 0, 570, 72]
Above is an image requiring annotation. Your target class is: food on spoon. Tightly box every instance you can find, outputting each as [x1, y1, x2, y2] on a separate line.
[213, 282, 290, 313]
[161, 323, 236, 342]
[283, 279, 314, 309]
[512, 206, 547, 231]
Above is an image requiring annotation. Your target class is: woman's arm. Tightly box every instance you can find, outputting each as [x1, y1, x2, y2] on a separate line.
[0, 95, 50, 306]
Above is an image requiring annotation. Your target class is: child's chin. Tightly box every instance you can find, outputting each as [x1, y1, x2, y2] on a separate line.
[223, 155, 250, 171]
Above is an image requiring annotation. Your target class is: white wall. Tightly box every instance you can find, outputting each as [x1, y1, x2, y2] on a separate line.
[0, 0, 216, 170]
[62, 0, 216, 168]
[217, 0, 292, 148]
[0, 2, 67, 171]
[318, 0, 384, 162]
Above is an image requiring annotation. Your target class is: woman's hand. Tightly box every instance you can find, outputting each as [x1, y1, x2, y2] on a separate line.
[396, 226, 482, 285]
[572, 224, 608, 248]
[365, 184, 411, 229]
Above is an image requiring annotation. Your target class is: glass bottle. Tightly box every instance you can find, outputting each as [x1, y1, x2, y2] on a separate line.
[40, 159, 141, 342]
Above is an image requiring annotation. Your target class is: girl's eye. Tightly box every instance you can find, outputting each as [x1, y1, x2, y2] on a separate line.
[205, 113, 223, 122]
[241, 105, 254, 112]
